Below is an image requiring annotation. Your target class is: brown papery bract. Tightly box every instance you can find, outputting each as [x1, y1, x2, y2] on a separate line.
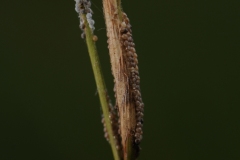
[102, 0, 144, 159]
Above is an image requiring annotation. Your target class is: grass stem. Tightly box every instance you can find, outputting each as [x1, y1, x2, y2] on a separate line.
[81, 14, 120, 160]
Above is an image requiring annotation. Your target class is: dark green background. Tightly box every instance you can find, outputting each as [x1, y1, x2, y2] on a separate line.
[0, 1, 239, 160]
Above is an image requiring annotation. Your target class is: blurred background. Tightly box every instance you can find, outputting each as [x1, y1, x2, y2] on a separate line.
[0, 0, 239, 160]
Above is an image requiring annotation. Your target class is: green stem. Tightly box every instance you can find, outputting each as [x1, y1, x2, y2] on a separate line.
[81, 14, 120, 160]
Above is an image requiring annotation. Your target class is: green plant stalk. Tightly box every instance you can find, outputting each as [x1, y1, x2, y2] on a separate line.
[80, 14, 120, 160]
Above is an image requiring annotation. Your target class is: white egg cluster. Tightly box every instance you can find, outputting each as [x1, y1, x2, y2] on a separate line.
[86, 13, 95, 32]
[75, 0, 95, 38]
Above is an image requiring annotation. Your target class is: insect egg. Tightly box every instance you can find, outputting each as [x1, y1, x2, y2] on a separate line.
[136, 101, 141, 107]
[136, 122, 143, 127]
[134, 58, 138, 64]
[109, 113, 114, 119]
[136, 107, 142, 112]
[131, 62, 136, 67]
[116, 145, 120, 150]
[104, 127, 107, 132]
[86, 13, 92, 19]
[130, 67, 135, 71]
[130, 47, 135, 52]
[80, 23, 85, 30]
[127, 51, 133, 56]
[135, 85, 140, 90]
[136, 117, 142, 122]
[81, 32, 86, 39]
[135, 133, 141, 138]
[134, 90, 140, 95]
[133, 53, 137, 58]
[128, 37, 133, 42]
[86, 8, 93, 14]
[136, 80, 140, 85]
[86, 1, 91, 8]
[104, 132, 109, 140]
[120, 28, 128, 34]
[136, 127, 142, 132]
[135, 139, 140, 144]
[134, 70, 139, 75]
[101, 118, 105, 123]
[137, 112, 144, 118]
[122, 12, 127, 18]
[92, 35, 98, 41]
[124, 41, 129, 47]
[132, 77, 136, 82]
[135, 97, 142, 103]
[127, 24, 132, 29]
[128, 56, 133, 61]
[125, 18, 130, 24]
[121, 21, 127, 28]
[126, 46, 131, 51]
[132, 83, 136, 88]
[126, 32, 132, 36]
[121, 34, 128, 40]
